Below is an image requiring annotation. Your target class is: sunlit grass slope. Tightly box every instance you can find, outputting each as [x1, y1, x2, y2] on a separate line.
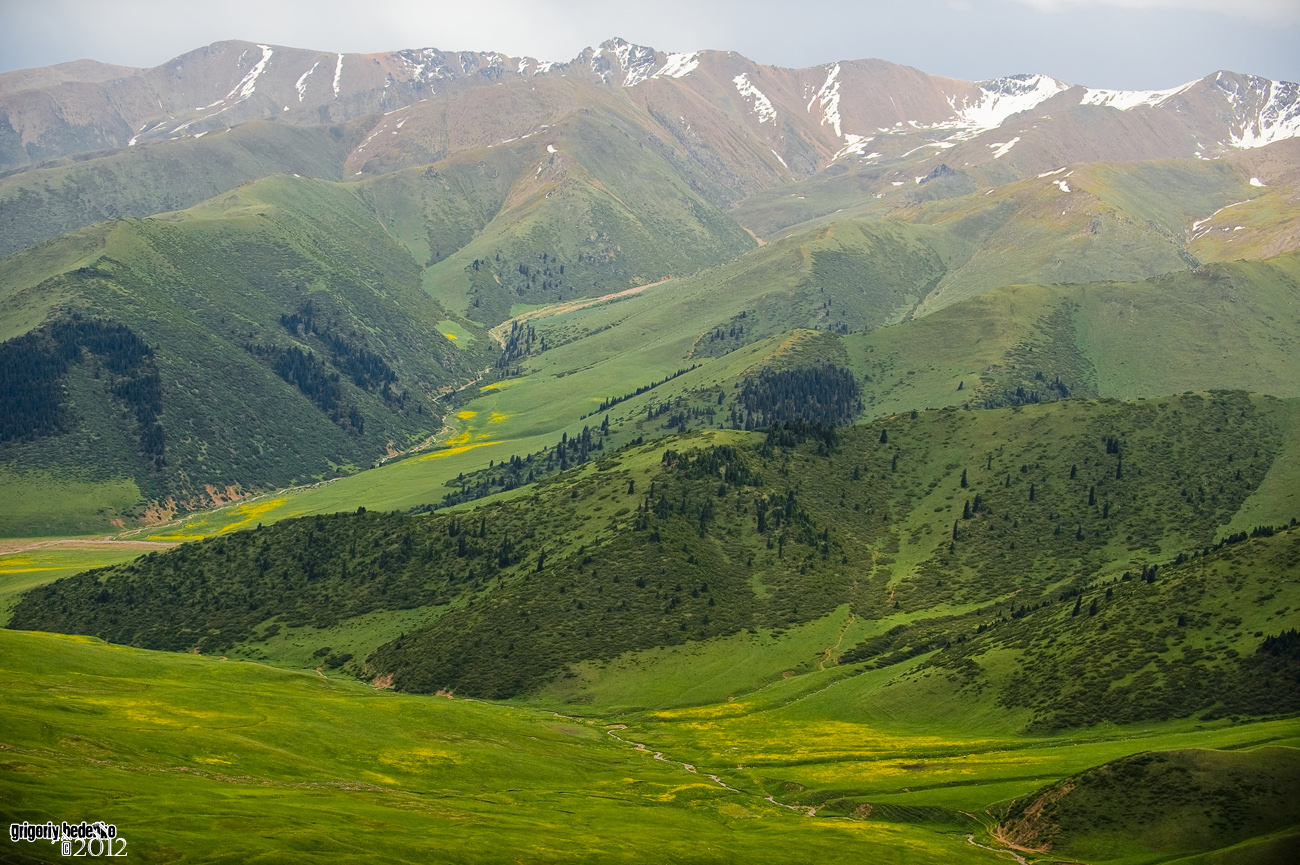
[0, 628, 1004, 864]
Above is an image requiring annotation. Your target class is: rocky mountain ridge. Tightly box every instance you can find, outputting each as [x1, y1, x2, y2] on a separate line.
[3, 37, 1296, 187]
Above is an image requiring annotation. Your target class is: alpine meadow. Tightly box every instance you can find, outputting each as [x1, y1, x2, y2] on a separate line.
[2, 20, 1300, 865]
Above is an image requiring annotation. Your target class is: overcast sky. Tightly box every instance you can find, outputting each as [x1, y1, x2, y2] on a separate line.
[2, 0, 1298, 89]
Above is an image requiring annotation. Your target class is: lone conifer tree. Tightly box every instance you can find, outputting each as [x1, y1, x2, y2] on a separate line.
[1076, 523, 1084, 541]
[1089, 485, 1096, 505]
[1070, 464, 1078, 480]
[879, 428, 888, 444]
[1029, 483, 1035, 501]
[1072, 596, 1082, 617]
[960, 468, 968, 488]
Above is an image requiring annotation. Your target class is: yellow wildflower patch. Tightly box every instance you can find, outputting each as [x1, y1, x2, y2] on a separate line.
[457, 411, 477, 419]
[416, 442, 503, 462]
[376, 747, 462, 768]
[219, 498, 289, 534]
[652, 782, 718, 802]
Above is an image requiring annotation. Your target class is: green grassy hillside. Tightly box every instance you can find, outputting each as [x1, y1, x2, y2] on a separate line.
[416, 109, 756, 325]
[0, 120, 368, 259]
[15, 393, 1297, 709]
[0, 628, 1001, 865]
[843, 251, 1300, 416]
[3, 618, 1297, 864]
[0, 175, 481, 535]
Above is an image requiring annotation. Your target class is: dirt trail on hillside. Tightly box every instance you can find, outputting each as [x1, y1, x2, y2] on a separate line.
[488, 277, 675, 348]
[819, 613, 856, 670]
[966, 834, 1028, 864]
[0, 538, 177, 556]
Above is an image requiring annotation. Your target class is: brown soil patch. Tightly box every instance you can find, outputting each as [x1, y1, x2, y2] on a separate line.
[0, 539, 177, 556]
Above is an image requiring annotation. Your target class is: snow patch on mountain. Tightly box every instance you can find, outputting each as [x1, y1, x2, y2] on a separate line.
[770, 148, 788, 168]
[224, 44, 273, 102]
[1250, 177, 1266, 186]
[654, 53, 700, 80]
[588, 48, 613, 84]
[1080, 80, 1195, 111]
[811, 64, 844, 138]
[835, 133, 874, 159]
[946, 74, 1067, 138]
[989, 136, 1020, 158]
[608, 39, 659, 87]
[520, 59, 558, 77]
[295, 60, 320, 102]
[1226, 76, 1300, 149]
[333, 54, 344, 97]
[734, 74, 777, 124]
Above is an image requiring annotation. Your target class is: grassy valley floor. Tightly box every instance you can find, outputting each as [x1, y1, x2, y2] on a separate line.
[2, 628, 1296, 864]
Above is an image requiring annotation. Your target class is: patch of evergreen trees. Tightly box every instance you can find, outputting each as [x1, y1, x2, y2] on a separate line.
[497, 321, 546, 368]
[417, 420, 620, 510]
[583, 365, 699, 418]
[0, 314, 164, 467]
[733, 364, 862, 430]
[280, 301, 400, 396]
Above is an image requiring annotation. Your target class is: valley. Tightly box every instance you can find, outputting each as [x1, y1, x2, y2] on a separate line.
[1, 32, 1299, 864]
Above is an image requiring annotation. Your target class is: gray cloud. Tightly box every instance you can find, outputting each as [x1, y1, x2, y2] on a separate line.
[1009, 0, 1299, 20]
[2, 0, 1297, 89]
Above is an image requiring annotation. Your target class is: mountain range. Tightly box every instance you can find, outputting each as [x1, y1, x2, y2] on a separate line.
[4, 37, 1298, 178]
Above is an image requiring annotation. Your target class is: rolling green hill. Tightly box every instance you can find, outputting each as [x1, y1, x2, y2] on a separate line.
[15, 393, 1298, 709]
[0, 119, 369, 259]
[0, 175, 481, 535]
[998, 748, 1300, 861]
